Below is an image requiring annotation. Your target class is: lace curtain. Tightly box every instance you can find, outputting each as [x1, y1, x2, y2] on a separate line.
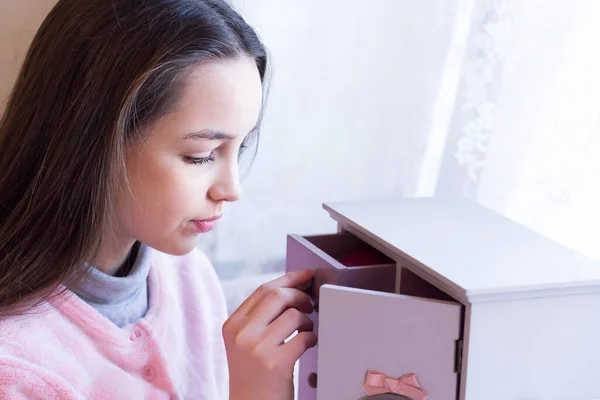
[444, 0, 600, 261]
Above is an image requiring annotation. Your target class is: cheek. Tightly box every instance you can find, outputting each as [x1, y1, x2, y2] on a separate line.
[122, 153, 210, 231]
[159, 169, 204, 216]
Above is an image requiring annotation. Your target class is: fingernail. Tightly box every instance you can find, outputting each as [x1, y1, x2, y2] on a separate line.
[297, 282, 311, 293]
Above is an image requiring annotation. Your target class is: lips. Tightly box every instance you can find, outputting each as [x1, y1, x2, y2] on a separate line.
[196, 214, 222, 222]
[191, 214, 222, 233]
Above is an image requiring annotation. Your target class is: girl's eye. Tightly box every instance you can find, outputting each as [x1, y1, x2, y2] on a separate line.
[183, 154, 215, 165]
[238, 140, 250, 155]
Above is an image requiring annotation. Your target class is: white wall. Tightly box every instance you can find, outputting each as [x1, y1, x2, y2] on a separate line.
[0, 1, 56, 108]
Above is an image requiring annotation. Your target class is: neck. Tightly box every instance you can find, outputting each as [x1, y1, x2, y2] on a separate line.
[91, 234, 138, 276]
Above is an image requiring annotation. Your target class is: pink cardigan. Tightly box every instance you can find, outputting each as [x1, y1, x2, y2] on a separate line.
[0, 248, 229, 399]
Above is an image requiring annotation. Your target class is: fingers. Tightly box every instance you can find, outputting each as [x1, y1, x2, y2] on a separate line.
[223, 269, 316, 372]
[264, 307, 314, 346]
[250, 286, 312, 325]
[278, 331, 318, 366]
[231, 270, 313, 318]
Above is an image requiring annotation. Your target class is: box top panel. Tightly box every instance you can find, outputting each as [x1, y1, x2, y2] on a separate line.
[324, 197, 600, 302]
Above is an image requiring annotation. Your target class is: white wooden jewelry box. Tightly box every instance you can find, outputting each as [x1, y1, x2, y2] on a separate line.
[286, 197, 600, 400]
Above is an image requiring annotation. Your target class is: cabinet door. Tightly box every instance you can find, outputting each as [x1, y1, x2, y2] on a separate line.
[317, 285, 461, 400]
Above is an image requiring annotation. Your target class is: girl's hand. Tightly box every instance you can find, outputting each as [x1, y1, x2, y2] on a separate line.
[223, 270, 316, 400]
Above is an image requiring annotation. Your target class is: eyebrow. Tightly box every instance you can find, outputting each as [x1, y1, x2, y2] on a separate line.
[181, 129, 236, 141]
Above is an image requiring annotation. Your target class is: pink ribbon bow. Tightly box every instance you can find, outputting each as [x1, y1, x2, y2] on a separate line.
[361, 371, 429, 400]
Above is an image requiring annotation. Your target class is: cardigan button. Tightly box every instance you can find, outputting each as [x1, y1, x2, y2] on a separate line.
[142, 366, 157, 382]
[130, 328, 144, 341]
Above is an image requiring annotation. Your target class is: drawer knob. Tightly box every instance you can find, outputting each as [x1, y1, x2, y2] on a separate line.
[307, 372, 318, 388]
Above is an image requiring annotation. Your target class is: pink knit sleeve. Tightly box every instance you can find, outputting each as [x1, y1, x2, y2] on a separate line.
[184, 248, 230, 398]
[0, 357, 83, 400]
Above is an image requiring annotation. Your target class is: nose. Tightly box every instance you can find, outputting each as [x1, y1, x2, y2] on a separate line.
[208, 161, 242, 203]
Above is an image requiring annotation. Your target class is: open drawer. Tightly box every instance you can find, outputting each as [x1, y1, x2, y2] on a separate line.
[286, 232, 397, 400]
[286, 231, 463, 400]
[287, 232, 397, 304]
[317, 285, 461, 400]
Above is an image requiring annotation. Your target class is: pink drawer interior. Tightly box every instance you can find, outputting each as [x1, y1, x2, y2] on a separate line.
[302, 233, 395, 267]
[286, 232, 397, 301]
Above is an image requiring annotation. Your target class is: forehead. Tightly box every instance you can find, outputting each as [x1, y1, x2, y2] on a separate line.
[155, 57, 263, 138]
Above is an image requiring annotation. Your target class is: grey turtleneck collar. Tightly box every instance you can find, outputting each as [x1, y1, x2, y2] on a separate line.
[69, 242, 151, 328]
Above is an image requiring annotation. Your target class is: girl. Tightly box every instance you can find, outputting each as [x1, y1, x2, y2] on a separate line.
[0, 0, 316, 399]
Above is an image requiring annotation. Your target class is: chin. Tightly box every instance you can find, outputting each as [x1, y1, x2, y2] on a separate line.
[145, 237, 198, 257]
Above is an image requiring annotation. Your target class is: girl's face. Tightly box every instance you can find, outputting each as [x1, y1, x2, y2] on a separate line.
[116, 57, 263, 256]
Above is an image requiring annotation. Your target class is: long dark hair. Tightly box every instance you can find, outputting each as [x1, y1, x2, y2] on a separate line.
[0, 0, 268, 317]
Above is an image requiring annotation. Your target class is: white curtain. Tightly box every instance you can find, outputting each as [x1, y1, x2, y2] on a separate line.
[448, 0, 600, 262]
[204, 0, 600, 312]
